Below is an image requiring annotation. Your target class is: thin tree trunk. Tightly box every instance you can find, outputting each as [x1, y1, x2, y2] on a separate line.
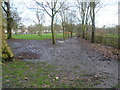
[82, 22, 85, 39]
[91, 21, 95, 43]
[91, 3, 95, 43]
[82, 31, 84, 39]
[118, 26, 120, 49]
[6, 1, 12, 39]
[85, 23, 88, 40]
[71, 31, 73, 38]
[51, 15, 55, 44]
[62, 25, 65, 40]
[91, 2, 95, 43]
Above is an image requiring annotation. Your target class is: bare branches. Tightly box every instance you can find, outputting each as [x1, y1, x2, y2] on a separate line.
[45, 0, 52, 10]
[2, 5, 7, 13]
[34, 0, 52, 17]
[54, 0, 67, 15]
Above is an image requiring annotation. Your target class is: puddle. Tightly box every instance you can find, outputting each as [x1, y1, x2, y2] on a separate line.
[14, 42, 21, 46]
[58, 40, 64, 43]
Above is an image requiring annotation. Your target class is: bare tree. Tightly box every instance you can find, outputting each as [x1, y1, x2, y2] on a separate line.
[85, 2, 90, 40]
[90, 1, 100, 43]
[68, 11, 76, 38]
[2, 0, 20, 38]
[33, 5, 45, 36]
[76, 0, 87, 39]
[60, 3, 69, 40]
[34, 0, 66, 44]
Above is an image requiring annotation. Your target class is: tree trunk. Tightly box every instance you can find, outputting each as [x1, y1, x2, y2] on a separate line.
[118, 26, 120, 49]
[2, 29, 13, 62]
[91, 2, 95, 43]
[71, 31, 73, 38]
[0, 1, 13, 62]
[62, 23, 65, 40]
[6, 1, 12, 39]
[85, 23, 88, 40]
[82, 22, 85, 39]
[62, 27, 65, 40]
[91, 22, 95, 43]
[51, 15, 55, 44]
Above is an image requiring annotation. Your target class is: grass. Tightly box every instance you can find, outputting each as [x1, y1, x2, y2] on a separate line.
[2, 60, 74, 88]
[2, 60, 103, 88]
[12, 33, 76, 40]
[112, 84, 120, 88]
[12, 33, 64, 40]
[2, 60, 55, 88]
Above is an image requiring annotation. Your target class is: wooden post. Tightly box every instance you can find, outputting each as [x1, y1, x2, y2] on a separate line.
[118, 2, 120, 49]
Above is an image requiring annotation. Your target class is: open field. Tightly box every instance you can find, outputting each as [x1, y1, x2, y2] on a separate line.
[12, 33, 64, 40]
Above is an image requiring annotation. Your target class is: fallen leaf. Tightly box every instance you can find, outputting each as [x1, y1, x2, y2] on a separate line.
[55, 77, 59, 80]
[6, 80, 10, 82]
[63, 77, 67, 80]
[88, 78, 91, 81]
[95, 75, 98, 78]
[5, 75, 8, 78]
[24, 77, 28, 80]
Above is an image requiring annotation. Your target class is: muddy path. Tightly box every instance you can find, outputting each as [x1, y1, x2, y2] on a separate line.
[7, 37, 118, 88]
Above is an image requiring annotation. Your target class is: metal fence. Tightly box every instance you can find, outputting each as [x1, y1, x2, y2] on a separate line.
[95, 36, 118, 48]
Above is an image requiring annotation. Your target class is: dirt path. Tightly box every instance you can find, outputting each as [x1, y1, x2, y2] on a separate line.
[7, 37, 118, 88]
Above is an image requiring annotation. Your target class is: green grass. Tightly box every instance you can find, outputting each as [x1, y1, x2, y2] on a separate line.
[2, 60, 55, 88]
[12, 33, 64, 40]
[112, 84, 120, 88]
[2, 60, 77, 88]
[2, 60, 102, 88]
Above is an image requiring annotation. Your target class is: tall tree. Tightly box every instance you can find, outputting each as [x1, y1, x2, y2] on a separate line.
[67, 11, 76, 38]
[60, 3, 69, 40]
[33, 5, 44, 36]
[10, 8, 21, 34]
[34, 0, 66, 44]
[76, 0, 87, 39]
[85, 2, 90, 40]
[2, 0, 12, 39]
[1, 0, 13, 62]
[90, 2, 96, 43]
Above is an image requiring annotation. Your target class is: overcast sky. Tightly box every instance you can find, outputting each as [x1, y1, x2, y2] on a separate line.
[10, 0, 118, 28]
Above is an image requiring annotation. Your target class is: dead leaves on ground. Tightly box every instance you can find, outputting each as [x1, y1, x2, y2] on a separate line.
[90, 43, 119, 59]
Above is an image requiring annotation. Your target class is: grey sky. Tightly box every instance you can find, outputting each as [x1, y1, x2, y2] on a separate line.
[10, 0, 118, 28]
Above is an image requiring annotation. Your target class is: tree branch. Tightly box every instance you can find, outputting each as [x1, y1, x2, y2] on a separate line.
[45, 0, 52, 10]
[2, 5, 7, 14]
[34, 0, 52, 17]
[54, 1, 66, 15]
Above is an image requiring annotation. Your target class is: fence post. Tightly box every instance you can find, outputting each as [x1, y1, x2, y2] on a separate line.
[118, 26, 120, 49]
[101, 36, 102, 44]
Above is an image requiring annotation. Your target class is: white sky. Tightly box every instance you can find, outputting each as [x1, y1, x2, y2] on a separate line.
[10, 0, 119, 28]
